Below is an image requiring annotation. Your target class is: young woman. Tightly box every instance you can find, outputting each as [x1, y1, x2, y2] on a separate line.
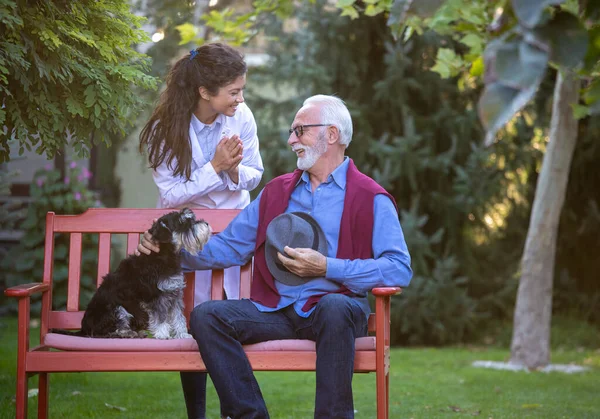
[139, 42, 264, 419]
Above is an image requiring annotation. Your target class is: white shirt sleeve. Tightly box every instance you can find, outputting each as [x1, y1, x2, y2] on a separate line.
[153, 157, 227, 209]
[222, 104, 264, 192]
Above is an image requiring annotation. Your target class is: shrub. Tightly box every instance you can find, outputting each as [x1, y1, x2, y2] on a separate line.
[1, 162, 103, 314]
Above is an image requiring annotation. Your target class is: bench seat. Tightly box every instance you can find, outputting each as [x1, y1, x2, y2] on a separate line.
[44, 334, 377, 352]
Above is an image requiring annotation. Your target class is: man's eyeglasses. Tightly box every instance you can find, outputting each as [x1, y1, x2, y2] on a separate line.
[288, 124, 331, 138]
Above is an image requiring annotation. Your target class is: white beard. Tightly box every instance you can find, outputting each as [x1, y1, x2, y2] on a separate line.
[296, 133, 327, 170]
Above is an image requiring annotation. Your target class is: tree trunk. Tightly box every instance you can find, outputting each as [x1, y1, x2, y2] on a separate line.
[510, 71, 580, 369]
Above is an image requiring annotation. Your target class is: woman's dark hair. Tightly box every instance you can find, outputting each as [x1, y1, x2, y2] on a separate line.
[139, 43, 247, 180]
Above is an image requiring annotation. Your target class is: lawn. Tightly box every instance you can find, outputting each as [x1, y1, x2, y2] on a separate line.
[0, 318, 599, 419]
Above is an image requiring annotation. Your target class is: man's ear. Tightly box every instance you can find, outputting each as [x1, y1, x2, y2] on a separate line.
[327, 125, 340, 144]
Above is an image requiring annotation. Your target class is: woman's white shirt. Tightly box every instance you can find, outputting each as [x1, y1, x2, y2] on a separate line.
[151, 102, 263, 305]
[153, 102, 264, 210]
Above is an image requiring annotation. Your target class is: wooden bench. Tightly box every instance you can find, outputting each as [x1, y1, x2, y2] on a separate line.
[5, 208, 402, 419]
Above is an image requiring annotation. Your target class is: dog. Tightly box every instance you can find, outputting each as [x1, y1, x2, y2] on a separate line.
[65, 208, 211, 339]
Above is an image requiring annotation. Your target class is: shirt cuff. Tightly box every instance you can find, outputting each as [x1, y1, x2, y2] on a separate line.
[224, 171, 242, 191]
[325, 257, 345, 279]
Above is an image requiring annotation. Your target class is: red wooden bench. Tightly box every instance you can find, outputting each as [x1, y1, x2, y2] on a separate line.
[4, 208, 402, 419]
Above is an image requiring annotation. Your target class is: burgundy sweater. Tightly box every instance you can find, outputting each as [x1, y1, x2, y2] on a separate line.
[251, 159, 396, 311]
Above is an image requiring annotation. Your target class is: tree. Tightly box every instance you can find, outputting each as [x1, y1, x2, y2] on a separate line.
[0, 0, 159, 162]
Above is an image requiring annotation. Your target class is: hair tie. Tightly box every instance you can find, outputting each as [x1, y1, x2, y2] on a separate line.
[189, 49, 198, 60]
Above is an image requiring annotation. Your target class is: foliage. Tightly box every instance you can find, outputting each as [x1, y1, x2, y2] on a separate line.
[389, 0, 600, 144]
[0, 0, 159, 163]
[0, 163, 103, 314]
[0, 168, 25, 230]
[241, 3, 538, 345]
[177, 0, 599, 144]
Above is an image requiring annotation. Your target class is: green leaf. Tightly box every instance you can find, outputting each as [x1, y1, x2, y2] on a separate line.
[537, 11, 589, 68]
[365, 4, 385, 17]
[336, 0, 356, 8]
[340, 6, 359, 19]
[478, 82, 540, 145]
[571, 103, 590, 120]
[460, 33, 484, 56]
[583, 79, 600, 105]
[512, 0, 565, 28]
[175, 23, 199, 45]
[493, 38, 549, 89]
[469, 56, 484, 77]
[430, 48, 464, 79]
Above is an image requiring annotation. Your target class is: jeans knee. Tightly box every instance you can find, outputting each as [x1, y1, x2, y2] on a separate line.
[189, 300, 220, 335]
[314, 294, 355, 330]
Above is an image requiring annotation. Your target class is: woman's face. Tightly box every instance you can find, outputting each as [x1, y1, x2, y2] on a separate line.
[205, 74, 246, 117]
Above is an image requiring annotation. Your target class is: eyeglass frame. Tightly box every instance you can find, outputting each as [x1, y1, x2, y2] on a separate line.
[288, 124, 332, 138]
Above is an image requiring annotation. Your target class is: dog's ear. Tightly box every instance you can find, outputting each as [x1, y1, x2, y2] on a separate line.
[149, 220, 172, 243]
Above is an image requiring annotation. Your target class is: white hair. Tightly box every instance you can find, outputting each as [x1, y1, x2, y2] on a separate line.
[303, 95, 353, 147]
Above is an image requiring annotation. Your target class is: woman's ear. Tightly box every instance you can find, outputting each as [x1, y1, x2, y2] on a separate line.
[199, 86, 210, 101]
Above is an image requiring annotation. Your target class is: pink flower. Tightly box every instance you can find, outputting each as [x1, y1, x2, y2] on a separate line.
[64, 177, 70, 185]
[70, 162, 77, 169]
[74, 192, 81, 201]
[36, 178, 45, 187]
[82, 167, 92, 180]
[44, 163, 53, 170]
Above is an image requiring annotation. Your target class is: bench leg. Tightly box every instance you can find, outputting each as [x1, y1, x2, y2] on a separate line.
[15, 372, 28, 419]
[15, 298, 29, 419]
[38, 373, 49, 419]
[376, 366, 388, 419]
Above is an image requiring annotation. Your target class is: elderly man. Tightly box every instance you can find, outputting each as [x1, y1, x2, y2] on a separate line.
[138, 94, 412, 418]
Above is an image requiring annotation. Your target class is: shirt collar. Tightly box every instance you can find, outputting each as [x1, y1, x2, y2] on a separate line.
[296, 156, 349, 190]
[191, 113, 223, 136]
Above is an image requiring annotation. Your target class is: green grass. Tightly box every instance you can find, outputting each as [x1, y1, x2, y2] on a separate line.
[1, 318, 599, 418]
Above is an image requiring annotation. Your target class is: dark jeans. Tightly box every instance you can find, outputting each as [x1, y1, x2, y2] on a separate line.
[188, 294, 369, 419]
[180, 370, 208, 419]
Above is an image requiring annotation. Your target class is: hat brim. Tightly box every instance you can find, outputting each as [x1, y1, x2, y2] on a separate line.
[265, 212, 328, 286]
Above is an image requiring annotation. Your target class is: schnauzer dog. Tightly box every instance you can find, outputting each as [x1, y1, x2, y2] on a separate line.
[76, 208, 211, 339]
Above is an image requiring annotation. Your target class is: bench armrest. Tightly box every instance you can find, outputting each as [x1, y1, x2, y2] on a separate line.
[371, 287, 402, 297]
[4, 282, 49, 298]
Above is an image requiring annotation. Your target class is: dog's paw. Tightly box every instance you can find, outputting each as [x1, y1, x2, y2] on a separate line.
[174, 332, 193, 339]
[153, 331, 171, 340]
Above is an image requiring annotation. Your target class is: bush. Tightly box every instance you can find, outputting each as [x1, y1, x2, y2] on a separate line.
[1, 162, 103, 314]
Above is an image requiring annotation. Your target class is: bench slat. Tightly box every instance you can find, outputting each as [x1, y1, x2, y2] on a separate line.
[52, 208, 241, 233]
[211, 269, 225, 300]
[25, 350, 377, 373]
[67, 233, 82, 312]
[240, 262, 252, 299]
[126, 233, 139, 256]
[97, 233, 111, 286]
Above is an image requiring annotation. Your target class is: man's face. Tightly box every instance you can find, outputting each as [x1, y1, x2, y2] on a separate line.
[204, 74, 246, 117]
[288, 106, 328, 170]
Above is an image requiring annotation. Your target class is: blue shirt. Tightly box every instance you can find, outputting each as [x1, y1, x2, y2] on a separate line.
[182, 157, 412, 318]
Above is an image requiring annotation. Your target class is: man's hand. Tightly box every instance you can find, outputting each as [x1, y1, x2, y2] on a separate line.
[135, 231, 160, 256]
[211, 135, 243, 174]
[276, 246, 327, 278]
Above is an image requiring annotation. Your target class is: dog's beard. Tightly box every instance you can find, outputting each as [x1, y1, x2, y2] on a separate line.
[295, 131, 327, 170]
[173, 222, 212, 254]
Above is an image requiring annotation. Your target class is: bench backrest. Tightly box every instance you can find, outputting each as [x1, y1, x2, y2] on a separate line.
[40, 208, 375, 337]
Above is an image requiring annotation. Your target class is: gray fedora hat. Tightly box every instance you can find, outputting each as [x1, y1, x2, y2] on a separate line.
[265, 212, 328, 286]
